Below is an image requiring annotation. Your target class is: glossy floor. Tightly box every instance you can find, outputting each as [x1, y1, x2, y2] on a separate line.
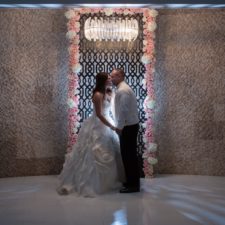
[0, 175, 225, 225]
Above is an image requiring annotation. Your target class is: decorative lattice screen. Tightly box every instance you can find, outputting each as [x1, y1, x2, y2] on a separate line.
[78, 13, 146, 176]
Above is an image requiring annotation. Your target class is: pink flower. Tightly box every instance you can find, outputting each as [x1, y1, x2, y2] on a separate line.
[80, 8, 91, 14]
[74, 14, 80, 21]
[143, 29, 149, 35]
[145, 63, 154, 71]
[67, 19, 79, 31]
[68, 108, 79, 115]
[115, 8, 124, 14]
[91, 8, 99, 13]
[143, 160, 149, 167]
[130, 8, 140, 13]
[146, 17, 154, 23]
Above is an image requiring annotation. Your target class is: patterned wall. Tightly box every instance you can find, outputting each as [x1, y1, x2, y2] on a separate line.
[154, 9, 225, 175]
[0, 9, 68, 177]
[0, 8, 225, 177]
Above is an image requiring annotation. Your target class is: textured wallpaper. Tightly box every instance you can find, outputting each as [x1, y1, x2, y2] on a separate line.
[0, 9, 68, 177]
[0, 8, 225, 177]
[154, 9, 225, 175]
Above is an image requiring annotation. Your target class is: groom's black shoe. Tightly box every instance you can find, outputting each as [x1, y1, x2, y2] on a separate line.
[119, 186, 140, 193]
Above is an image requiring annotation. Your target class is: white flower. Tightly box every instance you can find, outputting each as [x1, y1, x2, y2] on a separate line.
[75, 22, 80, 29]
[142, 122, 147, 128]
[65, 10, 76, 19]
[147, 100, 155, 109]
[74, 89, 80, 95]
[144, 97, 155, 109]
[143, 137, 147, 144]
[73, 127, 78, 133]
[141, 54, 151, 64]
[142, 16, 147, 22]
[84, 8, 92, 14]
[147, 157, 158, 165]
[66, 31, 76, 40]
[68, 46, 79, 56]
[142, 78, 146, 89]
[142, 151, 149, 158]
[147, 22, 157, 32]
[74, 38, 80, 44]
[146, 143, 157, 153]
[123, 9, 130, 15]
[75, 121, 80, 127]
[67, 98, 76, 108]
[143, 40, 148, 46]
[72, 8, 80, 12]
[104, 8, 114, 16]
[148, 9, 158, 18]
[72, 64, 82, 73]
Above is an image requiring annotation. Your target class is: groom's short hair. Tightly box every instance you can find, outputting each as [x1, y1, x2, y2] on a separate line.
[114, 68, 125, 77]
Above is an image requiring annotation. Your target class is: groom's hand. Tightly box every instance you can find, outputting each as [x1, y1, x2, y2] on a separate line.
[115, 128, 122, 135]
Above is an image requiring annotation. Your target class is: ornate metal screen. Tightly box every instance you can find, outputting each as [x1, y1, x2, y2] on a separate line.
[78, 13, 146, 176]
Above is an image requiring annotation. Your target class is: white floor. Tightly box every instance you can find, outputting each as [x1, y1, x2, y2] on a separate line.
[0, 175, 225, 225]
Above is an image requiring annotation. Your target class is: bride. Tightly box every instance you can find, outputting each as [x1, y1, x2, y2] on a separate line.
[57, 72, 124, 197]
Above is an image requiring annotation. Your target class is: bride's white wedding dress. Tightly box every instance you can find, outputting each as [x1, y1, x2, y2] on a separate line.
[57, 96, 124, 197]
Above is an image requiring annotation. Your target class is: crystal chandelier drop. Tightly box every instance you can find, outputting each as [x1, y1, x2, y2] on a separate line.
[84, 17, 139, 42]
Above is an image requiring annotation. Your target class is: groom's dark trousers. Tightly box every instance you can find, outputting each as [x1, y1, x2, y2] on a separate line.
[120, 123, 140, 188]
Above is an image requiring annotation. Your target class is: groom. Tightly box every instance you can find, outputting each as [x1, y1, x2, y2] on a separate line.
[110, 68, 140, 193]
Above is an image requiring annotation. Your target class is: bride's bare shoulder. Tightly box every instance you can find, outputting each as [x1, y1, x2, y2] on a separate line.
[92, 92, 103, 102]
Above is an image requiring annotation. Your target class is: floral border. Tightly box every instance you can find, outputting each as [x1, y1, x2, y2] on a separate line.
[65, 8, 158, 178]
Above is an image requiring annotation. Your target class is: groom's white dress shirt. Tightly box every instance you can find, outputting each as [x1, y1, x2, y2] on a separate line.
[113, 81, 139, 130]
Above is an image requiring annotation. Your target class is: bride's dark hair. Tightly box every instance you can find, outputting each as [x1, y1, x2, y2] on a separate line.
[92, 72, 108, 97]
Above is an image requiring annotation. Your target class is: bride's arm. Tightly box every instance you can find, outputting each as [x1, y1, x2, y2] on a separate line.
[92, 92, 116, 131]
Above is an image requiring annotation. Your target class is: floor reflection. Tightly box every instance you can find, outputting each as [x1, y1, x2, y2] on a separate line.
[0, 175, 225, 225]
[111, 208, 127, 225]
[141, 175, 225, 225]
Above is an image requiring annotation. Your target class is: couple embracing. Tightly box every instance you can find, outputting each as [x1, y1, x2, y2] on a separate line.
[57, 68, 140, 197]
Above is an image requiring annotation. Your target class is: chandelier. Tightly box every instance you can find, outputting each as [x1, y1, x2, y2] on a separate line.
[84, 17, 139, 42]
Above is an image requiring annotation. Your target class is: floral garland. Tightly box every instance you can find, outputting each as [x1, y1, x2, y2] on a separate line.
[65, 8, 158, 178]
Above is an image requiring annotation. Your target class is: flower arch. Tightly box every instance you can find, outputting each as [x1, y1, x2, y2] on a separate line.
[65, 8, 158, 178]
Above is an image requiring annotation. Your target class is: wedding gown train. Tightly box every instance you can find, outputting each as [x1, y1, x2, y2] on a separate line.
[57, 98, 124, 197]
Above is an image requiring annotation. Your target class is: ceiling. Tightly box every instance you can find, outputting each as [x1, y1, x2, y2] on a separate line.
[0, 0, 225, 8]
